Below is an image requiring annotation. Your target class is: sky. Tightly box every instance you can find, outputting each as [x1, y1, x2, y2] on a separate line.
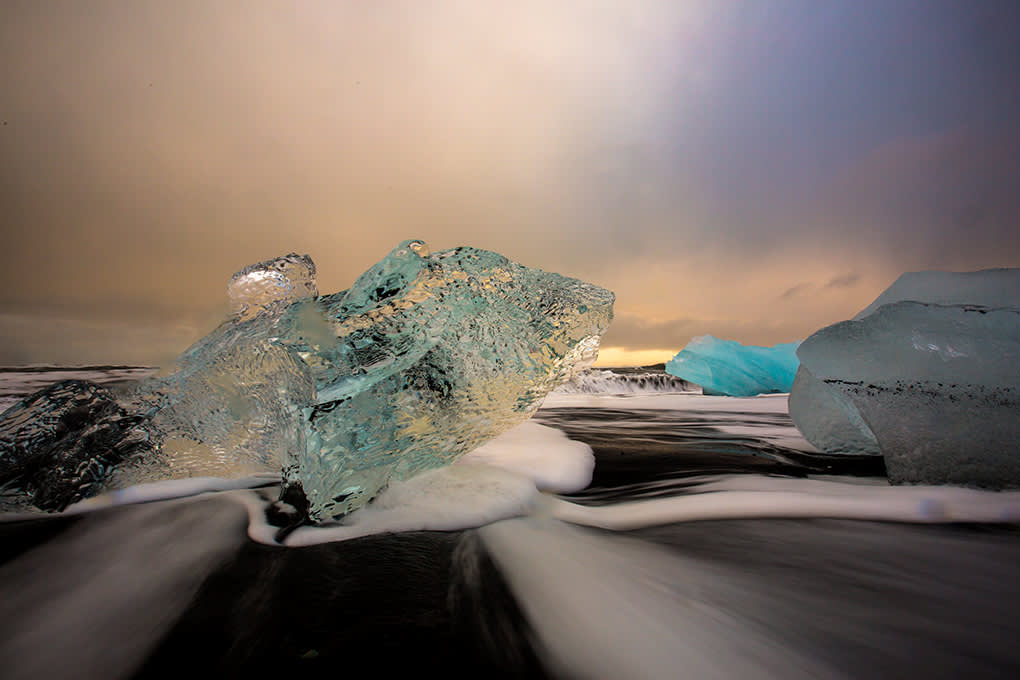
[1, 0, 1018, 367]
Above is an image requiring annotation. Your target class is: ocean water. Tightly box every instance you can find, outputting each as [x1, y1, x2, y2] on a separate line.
[1, 367, 1018, 679]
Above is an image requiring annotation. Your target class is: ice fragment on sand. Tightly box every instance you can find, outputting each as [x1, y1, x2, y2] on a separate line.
[789, 268, 1020, 487]
[664, 335, 800, 397]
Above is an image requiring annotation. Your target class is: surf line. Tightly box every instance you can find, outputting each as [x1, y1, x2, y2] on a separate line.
[233, 479, 1020, 549]
[545, 482, 1020, 530]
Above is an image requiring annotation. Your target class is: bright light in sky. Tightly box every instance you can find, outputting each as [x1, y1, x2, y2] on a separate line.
[594, 348, 677, 368]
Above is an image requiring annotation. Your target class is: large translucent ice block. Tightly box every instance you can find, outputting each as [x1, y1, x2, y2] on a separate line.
[0, 242, 614, 517]
[790, 268, 1020, 486]
[797, 302, 1020, 486]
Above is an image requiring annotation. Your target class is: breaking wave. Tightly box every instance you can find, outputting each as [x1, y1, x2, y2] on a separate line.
[554, 369, 695, 395]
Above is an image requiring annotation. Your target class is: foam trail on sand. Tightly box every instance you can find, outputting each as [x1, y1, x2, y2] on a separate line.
[281, 465, 542, 547]
[546, 475, 1020, 529]
[539, 392, 821, 453]
[62, 474, 279, 514]
[479, 518, 837, 680]
[479, 513, 1020, 680]
[0, 498, 247, 680]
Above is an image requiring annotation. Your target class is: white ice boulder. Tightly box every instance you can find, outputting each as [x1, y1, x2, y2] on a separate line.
[789, 268, 1020, 487]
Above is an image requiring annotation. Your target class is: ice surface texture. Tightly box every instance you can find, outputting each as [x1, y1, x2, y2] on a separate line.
[228, 253, 318, 320]
[664, 335, 800, 397]
[789, 269, 1020, 487]
[0, 380, 155, 511]
[278, 241, 614, 519]
[0, 241, 614, 518]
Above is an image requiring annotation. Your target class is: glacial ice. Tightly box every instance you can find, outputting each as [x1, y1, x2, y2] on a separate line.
[789, 268, 1020, 487]
[228, 253, 318, 320]
[0, 241, 614, 519]
[664, 335, 800, 397]
[278, 241, 614, 519]
[0, 380, 156, 511]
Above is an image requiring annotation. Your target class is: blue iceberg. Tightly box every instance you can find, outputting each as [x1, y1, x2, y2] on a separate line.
[664, 335, 800, 397]
[789, 268, 1020, 487]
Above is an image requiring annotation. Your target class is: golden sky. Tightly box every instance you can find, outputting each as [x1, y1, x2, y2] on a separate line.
[1, 1, 1018, 366]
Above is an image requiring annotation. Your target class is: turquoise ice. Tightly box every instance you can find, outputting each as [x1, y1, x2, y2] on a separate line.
[139, 241, 614, 519]
[664, 335, 800, 397]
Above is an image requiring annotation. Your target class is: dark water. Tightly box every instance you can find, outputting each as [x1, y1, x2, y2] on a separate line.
[533, 405, 886, 499]
[0, 369, 1018, 679]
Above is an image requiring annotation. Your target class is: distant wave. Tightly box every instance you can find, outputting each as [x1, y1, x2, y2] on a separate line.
[554, 369, 696, 395]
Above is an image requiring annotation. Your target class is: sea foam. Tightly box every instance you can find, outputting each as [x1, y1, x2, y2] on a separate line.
[241, 420, 595, 546]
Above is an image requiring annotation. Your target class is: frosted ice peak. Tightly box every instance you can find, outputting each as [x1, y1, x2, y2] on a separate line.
[228, 253, 318, 320]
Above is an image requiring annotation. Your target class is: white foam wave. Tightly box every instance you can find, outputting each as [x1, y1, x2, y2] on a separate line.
[553, 369, 695, 395]
[279, 464, 542, 547]
[42, 420, 592, 547]
[62, 474, 280, 514]
[244, 421, 595, 547]
[457, 420, 594, 493]
[547, 474, 1020, 528]
[542, 391, 791, 411]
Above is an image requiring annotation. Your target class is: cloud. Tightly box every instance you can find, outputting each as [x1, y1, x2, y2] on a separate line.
[802, 129, 1020, 269]
[779, 283, 811, 300]
[825, 273, 860, 288]
[599, 314, 800, 353]
[0, 1, 713, 319]
[599, 315, 695, 352]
